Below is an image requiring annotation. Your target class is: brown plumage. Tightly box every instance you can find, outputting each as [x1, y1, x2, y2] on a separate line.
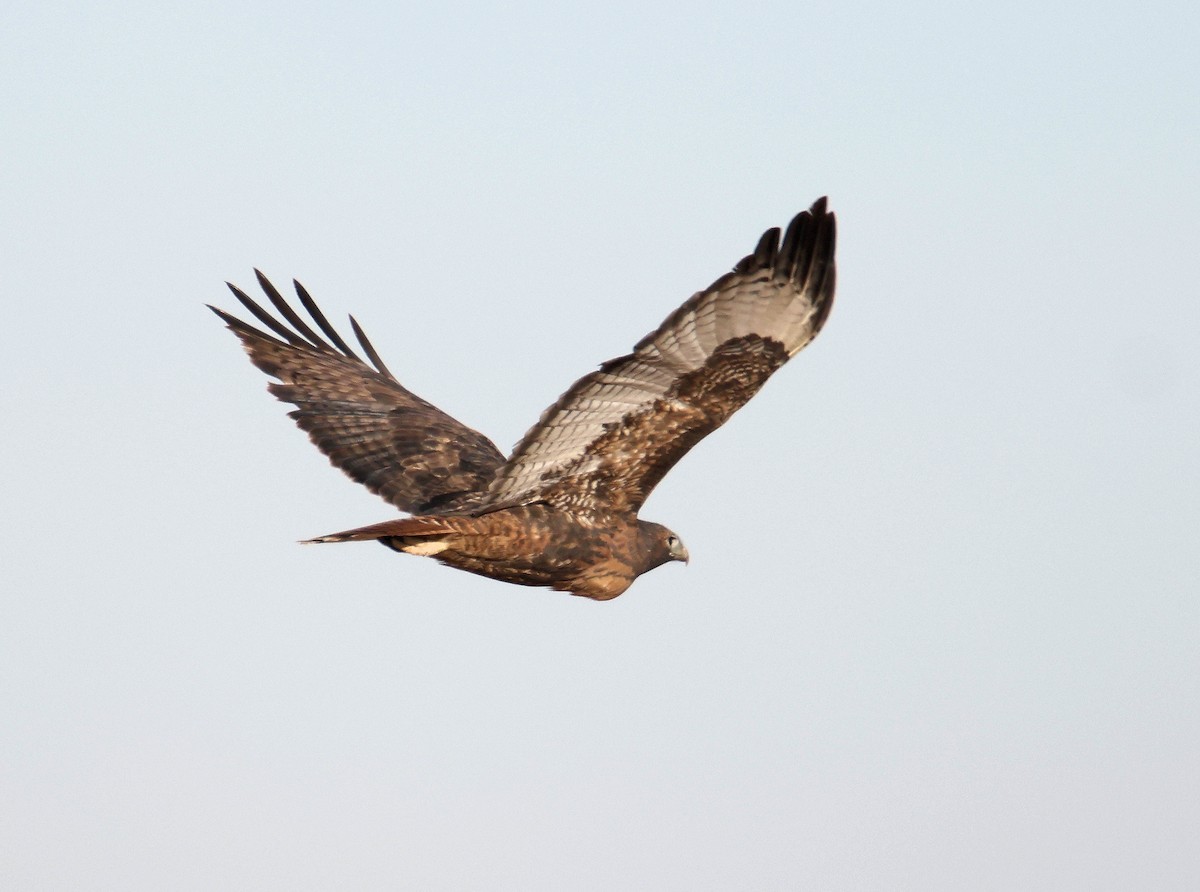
[211, 198, 837, 600]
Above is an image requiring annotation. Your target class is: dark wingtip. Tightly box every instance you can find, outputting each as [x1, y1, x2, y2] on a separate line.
[350, 314, 394, 379]
[735, 198, 833, 276]
[754, 227, 780, 265]
[207, 301, 241, 327]
[734, 226, 780, 273]
[777, 196, 836, 281]
[207, 303, 237, 329]
[806, 197, 837, 333]
[293, 279, 363, 361]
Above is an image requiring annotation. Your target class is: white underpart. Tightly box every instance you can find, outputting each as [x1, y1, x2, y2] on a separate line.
[401, 540, 450, 556]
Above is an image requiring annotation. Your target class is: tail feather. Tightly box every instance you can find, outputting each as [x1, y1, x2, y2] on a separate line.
[302, 515, 457, 544]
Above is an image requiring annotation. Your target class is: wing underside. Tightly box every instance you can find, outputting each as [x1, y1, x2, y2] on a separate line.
[482, 197, 837, 513]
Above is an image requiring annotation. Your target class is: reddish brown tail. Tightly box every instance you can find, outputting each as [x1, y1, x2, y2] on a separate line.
[302, 515, 458, 544]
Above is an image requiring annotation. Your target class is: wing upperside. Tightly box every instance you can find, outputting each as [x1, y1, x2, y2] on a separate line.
[212, 273, 505, 514]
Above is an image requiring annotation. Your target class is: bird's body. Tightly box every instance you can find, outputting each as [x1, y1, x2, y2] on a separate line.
[329, 506, 681, 600]
[211, 198, 836, 599]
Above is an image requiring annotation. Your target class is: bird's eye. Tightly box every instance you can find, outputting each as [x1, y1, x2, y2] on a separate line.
[667, 535, 678, 547]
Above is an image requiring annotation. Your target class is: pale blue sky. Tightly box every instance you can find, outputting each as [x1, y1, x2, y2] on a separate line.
[3, 1, 1198, 889]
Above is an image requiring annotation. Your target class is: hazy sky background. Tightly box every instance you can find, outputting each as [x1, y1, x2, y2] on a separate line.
[3, 1, 1197, 888]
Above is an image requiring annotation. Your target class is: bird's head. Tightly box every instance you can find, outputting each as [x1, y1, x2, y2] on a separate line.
[637, 520, 689, 573]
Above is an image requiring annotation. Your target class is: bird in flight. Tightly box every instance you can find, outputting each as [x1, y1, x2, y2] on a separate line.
[211, 197, 836, 600]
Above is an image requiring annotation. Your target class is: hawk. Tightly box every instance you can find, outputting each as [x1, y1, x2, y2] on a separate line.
[211, 198, 836, 600]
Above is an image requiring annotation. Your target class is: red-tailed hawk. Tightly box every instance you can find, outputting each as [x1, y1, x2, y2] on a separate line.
[211, 198, 836, 600]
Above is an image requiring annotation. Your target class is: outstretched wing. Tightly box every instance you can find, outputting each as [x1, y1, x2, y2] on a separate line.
[210, 271, 505, 514]
[482, 197, 836, 514]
